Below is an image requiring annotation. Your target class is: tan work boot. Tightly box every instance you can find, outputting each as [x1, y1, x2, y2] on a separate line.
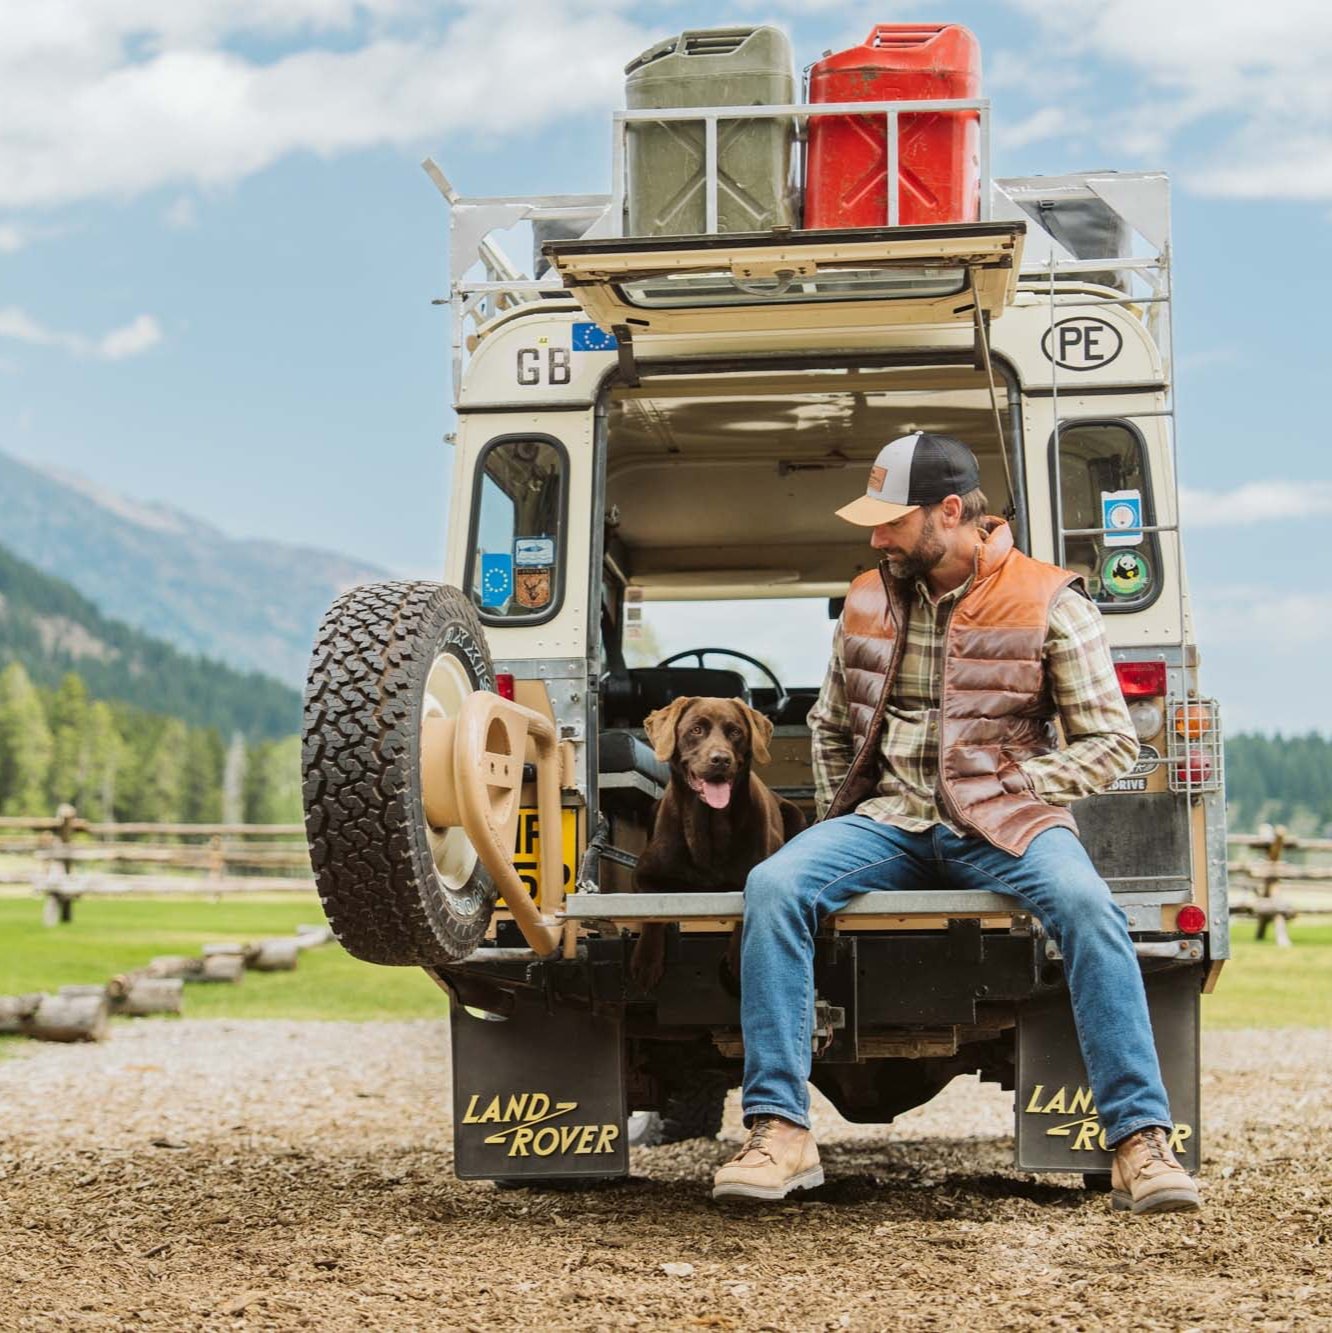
[712, 1116, 823, 1202]
[1111, 1126, 1201, 1214]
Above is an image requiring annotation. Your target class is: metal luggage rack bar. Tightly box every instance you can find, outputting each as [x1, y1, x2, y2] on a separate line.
[611, 97, 992, 234]
[994, 170, 1172, 351]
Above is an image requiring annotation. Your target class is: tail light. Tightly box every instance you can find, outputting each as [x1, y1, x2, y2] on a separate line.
[1175, 905, 1206, 935]
[1115, 660, 1166, 698]
[1167, 698, 1222, 794]
[495, 673, 516, 700]
[1172, 700, 1216, 740]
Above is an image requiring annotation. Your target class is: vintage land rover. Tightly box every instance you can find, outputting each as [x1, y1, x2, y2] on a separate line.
[301, 24, 1227, 1187]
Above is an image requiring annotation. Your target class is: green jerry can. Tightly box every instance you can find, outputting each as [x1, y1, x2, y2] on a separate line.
[624, 26, 797, 237]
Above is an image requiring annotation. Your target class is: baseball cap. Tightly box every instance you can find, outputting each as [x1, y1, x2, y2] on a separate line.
[835, 432, 982, 527]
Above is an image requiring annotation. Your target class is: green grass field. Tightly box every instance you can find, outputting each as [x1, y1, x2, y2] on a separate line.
[0, 897, 445, 1028]
[0, 898, 1327, 1032]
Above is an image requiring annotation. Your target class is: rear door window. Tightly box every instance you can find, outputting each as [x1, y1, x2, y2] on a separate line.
[465, 435, 568, 624]
[1052, 420, 1160, 611]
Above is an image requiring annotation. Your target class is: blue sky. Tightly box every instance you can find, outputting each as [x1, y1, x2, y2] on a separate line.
[1, 1, 1328, 731]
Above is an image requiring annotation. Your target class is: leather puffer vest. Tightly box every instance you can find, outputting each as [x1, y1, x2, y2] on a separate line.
[825, 518, 1082, 856]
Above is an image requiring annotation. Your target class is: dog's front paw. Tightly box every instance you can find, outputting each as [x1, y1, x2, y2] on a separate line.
[630, 928, 666, 992]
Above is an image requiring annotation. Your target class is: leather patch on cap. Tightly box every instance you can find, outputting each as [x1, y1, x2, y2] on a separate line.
[867, 464, 887, 494]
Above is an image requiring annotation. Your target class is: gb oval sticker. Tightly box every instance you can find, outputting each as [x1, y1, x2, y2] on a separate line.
[1041, 317, 1123, 372]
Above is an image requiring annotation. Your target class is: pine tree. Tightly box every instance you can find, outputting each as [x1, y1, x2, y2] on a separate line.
[244, 736, 303, 823]
[47, 673, 91, 807]
[0, 662, 54, 815]
[181, 728, 225, 823]
[136, 718, 190, 823]
[83, 701, 125, 822]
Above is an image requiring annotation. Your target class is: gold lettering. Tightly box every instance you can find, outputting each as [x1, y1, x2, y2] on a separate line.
[508, 1127, 533, 1156]
[576, 1125, 597, 1154]
[558, 1126, 581, 1152]
[595, 1124, 619, 1154]
[1041, 1088, 1067, 1115]
[532, 1127, 560, 1157]
[1024, 1084, 1045, 1113]
[478, 1094, 502, 1124]
[1069, 1087, 1095, 1115]
[1071, 1120, 1100, 1152]
[528, 1093, 551, 1122]
[1168, 1123, 1193, 1154]
[504, 1094, 529, 1122]
[462, 1094, 482, 1124]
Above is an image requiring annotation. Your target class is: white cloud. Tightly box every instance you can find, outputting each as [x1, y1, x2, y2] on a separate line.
[0, 0, 656, 210]
[164, 196, 197, 229]
[995, 106, 1072, 151]
[97, 314, 163, 361]
[1180, 481, 1332, 527]
[1000, 0, 1332, 201]
[0, 224, 25, 253]
[1191, 586, 1332, 731]
[0, 306, 163, 361]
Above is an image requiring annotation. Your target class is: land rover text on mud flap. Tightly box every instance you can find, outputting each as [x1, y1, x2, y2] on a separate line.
[301, 24, 1226, 1187]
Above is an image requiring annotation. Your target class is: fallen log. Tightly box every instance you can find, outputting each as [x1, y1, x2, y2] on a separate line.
[246, 939, 300, 972]
[201, 942, 246, 957]
[143, 955, 203, 980]
[22, 992, 109, 1042]
[106, 972, 185, 1015]
[0, 993, 44, 1033]
[295, 925, 334, 950]
[198, 954, 245, 983]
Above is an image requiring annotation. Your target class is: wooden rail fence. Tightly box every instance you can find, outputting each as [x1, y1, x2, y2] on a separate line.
[0, 805, 312, 925]
[1227, 824, 1332, 948]
[3, 809, 1330, 944]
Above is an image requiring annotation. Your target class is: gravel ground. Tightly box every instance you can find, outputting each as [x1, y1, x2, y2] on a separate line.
[1, 1020, 1329, 1332]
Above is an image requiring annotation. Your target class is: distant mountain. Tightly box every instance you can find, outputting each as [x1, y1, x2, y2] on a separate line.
[0, 450, 390, 685]
[0, 541, 300, 739]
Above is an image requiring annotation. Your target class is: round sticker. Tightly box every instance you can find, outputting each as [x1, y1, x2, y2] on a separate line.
[1101, 549, 1150, 598]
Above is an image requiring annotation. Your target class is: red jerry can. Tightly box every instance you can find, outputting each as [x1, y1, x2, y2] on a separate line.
[805, 24, 981, 228]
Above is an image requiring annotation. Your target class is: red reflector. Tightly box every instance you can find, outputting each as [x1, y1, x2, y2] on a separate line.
[1176, 749, 1212, 785]
[495, 673, 515, 700]
[1115, 661, 1166, 698]
[1176, 905, 1206, 935]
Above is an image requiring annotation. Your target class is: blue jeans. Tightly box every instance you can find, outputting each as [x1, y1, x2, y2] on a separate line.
[740, 815, 1171, 1147]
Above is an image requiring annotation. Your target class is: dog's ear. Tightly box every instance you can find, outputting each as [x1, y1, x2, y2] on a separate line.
[643, 696, 696, 761]
[733, 698, 774, 765]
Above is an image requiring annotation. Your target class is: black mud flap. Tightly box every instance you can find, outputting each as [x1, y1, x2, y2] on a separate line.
[451, 991, 628, 1182]
[1016, 966, 1200, 1173]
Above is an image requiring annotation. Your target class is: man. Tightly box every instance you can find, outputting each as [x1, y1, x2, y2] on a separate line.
[713, 432, 1200, 1215]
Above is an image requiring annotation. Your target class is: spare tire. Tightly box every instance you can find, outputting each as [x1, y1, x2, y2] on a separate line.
[302, 581, 497, 964]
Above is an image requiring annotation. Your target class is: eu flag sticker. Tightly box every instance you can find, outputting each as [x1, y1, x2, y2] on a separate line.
[572, 322, 617, 352]
[479, 553, 513, 608]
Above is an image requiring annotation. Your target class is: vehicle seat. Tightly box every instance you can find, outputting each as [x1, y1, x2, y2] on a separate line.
[600, 666, 750, 731]
[598, 729, 669, 787]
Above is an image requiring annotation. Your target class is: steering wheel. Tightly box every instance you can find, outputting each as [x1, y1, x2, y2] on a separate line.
[655, 648, 789, 721]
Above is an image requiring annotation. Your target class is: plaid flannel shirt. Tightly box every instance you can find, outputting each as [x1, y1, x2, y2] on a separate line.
[808, 577, 1139, 830]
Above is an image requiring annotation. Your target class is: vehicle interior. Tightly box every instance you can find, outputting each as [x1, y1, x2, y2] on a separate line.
[591, 361, 1021, 873]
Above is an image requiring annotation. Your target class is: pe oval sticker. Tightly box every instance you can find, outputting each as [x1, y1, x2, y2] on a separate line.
[1041, 317, 1123, 372]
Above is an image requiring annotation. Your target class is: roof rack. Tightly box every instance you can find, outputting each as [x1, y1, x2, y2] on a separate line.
[424, 108, 1171, 388]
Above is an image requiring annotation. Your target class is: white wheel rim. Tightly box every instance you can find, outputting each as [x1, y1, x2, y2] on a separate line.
[422, 652, 481, 893]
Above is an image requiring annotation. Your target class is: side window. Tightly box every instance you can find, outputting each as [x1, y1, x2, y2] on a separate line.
[1053, 421, 1160, 611]
[465, 435, 567, 624]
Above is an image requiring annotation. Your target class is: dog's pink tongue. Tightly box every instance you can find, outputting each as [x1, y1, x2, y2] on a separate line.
[700, 779, 733, 810]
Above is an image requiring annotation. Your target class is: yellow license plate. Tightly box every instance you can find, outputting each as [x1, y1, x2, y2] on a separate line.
[512, 807, 578, 907]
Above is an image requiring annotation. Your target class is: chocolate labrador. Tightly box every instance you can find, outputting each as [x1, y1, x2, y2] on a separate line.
[630, 696, 807, 991]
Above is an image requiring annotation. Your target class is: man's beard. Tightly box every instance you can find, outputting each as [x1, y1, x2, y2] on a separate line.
[884, 511, 947, 580]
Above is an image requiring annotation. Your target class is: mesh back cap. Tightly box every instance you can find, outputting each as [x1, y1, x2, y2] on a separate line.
[835, 432, 982, 527]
